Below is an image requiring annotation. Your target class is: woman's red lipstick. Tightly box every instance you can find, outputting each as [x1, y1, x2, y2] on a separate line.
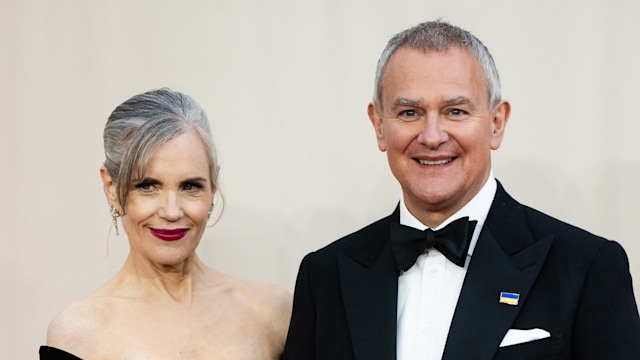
[150, 228, 188, 241]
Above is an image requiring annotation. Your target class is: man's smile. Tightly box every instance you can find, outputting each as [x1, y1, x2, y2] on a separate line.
[415, 157, 455, 166]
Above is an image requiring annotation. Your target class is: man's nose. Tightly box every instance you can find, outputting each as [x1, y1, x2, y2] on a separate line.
[416, 114, 448, 148]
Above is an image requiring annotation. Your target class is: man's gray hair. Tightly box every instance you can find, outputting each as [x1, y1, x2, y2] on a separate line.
[373, 21, 502, 111]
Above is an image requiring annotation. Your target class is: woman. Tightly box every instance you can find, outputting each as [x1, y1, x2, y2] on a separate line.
[40, 88, 292, 359]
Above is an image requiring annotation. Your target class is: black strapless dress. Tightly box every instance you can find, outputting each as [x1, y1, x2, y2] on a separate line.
[39, 346, 82, 359]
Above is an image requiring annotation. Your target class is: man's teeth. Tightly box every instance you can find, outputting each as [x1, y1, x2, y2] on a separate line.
[418, 158, 452, 166]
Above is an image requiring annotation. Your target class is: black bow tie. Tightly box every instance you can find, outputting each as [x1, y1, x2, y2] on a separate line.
[390, 217, 477, 272]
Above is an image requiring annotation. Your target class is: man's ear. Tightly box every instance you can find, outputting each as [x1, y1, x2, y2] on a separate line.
[99, 165, 120, 210]
[367, 103, 386, 152]
[490, 100, 511, 150]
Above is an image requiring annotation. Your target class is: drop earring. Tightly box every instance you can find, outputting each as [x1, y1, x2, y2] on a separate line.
[208, 202, 214, 219]
[109, 203, 120, 236]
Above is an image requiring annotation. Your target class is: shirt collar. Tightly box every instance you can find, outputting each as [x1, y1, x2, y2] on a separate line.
[399, 172, 497, 256]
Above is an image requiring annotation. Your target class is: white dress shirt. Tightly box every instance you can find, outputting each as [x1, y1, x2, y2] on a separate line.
[396, 174, 497, 360]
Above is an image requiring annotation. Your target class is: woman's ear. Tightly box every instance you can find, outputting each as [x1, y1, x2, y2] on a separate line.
[99, 165, 119, 207]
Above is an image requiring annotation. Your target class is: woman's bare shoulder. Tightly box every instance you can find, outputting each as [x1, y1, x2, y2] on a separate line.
[247, 280, 292, 338]
[217, 275, 292, 336]
[249, 280, 291, 319]
[214, 275, 292, 351]
[215, 274, 291, 312]
[45, 293, 109, 356]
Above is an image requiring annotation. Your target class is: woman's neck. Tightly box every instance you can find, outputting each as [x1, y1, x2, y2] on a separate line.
[112, 253, 211, 304]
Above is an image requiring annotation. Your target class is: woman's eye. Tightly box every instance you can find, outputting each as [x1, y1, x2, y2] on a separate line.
[183, 182, 203, 192]
[136, 183, 153, 191]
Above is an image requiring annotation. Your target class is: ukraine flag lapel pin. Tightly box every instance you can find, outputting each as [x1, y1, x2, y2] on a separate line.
[499, 292, 520, 305]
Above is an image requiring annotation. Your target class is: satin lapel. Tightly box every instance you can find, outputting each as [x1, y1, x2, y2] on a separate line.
[442, 185, 554, 360]
[338, 241, 399, 360]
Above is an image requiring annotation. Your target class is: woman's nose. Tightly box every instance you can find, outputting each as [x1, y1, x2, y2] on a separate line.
[158, 192, 183, 221]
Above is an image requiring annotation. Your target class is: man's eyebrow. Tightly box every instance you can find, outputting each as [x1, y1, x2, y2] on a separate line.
[391, 97, 474, 108]
[392, 97, 423, 108]
[442, 96, 473, 107]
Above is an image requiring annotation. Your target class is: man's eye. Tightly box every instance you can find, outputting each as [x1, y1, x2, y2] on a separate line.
[398, 109, 420, 121]
[449, 108, 466, 116]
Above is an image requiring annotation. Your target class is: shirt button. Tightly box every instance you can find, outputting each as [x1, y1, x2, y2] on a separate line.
[429, 269, 439, 277]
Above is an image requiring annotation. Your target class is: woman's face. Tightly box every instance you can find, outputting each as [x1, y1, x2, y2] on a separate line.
[115, 128, 214, 266]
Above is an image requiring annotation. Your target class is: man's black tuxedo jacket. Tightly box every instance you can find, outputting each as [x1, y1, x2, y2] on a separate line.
[283, 182, 640, 359]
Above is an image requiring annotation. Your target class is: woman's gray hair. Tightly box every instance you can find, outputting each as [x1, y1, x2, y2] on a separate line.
[373, 21, 502, 111]
[103, 88, 219, 213]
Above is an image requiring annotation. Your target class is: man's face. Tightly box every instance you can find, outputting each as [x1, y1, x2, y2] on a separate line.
[368, 46, 510, 227]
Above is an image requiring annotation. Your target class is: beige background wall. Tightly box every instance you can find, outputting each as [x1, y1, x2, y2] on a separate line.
[1, 0, 639, 358]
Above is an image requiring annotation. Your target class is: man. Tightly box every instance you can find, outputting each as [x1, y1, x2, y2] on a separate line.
[283, 21, 640, 359]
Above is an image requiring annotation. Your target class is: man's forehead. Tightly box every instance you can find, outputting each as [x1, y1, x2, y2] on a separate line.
[381, 47, 488, 106]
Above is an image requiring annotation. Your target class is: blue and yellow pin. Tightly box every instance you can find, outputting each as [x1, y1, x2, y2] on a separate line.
[499, 292, 520, 305]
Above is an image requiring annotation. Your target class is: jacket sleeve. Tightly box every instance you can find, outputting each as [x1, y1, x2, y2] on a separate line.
[572, 240, 640, 359]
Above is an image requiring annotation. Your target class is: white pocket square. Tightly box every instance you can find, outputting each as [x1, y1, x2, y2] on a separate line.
[499, 328, 551, 347]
